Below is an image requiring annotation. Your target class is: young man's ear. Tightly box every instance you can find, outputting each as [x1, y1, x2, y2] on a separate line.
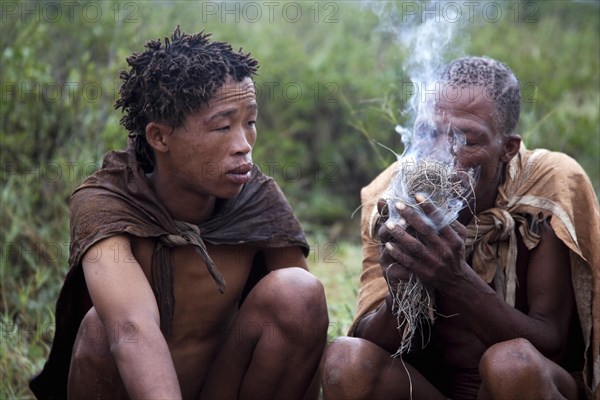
[502, 134, 521, 163]
[145, 122, 171, 153]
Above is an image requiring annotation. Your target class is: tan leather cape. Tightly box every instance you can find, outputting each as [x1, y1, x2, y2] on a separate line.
[350, 144, 600, 396]
[29, 145, 309, 399]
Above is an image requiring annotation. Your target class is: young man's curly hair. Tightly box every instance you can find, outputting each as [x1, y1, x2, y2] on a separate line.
[115, 26, 259, 172]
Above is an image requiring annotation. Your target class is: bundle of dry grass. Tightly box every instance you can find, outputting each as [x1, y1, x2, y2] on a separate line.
[384, 157, 475, 356]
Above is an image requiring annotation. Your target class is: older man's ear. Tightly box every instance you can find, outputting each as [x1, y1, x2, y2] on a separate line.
[502, 135, 521, 163]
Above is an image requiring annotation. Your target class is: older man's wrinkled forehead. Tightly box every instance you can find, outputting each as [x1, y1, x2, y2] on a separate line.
[415, 83, 495, 123]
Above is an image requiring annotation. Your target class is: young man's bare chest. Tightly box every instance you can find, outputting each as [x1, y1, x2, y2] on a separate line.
[130, 236, 258, 395]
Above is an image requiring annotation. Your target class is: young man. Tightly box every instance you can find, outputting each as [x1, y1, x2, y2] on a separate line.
[321, 56, 599, 399]
[30, 27, 328, 399]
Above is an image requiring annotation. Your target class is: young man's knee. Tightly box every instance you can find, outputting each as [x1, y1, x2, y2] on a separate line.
[258, 268, 327, 316]
[69, 307, 121, 395]
[72, 308, 113, 363]
[250, 268, 328, 343]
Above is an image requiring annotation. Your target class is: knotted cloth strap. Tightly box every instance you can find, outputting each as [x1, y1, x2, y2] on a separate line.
[465, 209, 541, 306]
[152, 220, 226, 335]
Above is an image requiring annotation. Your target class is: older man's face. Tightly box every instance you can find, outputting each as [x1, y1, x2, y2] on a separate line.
[412, 85, 507, 215]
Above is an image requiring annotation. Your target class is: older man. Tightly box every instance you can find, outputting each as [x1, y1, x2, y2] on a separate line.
[322, 56, 598, 399]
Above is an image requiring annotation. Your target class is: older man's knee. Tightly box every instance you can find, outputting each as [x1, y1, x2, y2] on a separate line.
[321, 337, 382, 400]
[480, 338, 547, 396]
[481, 339, 541, 375]
[322, 337, 362, 386]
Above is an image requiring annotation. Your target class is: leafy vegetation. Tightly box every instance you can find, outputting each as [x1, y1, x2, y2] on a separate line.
[1, 1, 598, 397]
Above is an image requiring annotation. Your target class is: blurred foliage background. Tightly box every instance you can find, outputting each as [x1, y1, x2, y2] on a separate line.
[1, 0, 598, 397]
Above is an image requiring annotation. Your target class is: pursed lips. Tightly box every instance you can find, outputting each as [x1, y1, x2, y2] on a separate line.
[225, 163, 253, 184]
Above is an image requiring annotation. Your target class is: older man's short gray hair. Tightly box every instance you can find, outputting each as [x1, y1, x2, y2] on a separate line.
[439, 56, 521, 137]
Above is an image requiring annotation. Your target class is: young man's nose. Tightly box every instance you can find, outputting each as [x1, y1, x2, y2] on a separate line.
[231, 127, 253, 155]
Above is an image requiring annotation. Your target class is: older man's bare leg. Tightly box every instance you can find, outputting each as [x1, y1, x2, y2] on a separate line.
[321, 336, 446, 400]
[478, 338, 581, 400]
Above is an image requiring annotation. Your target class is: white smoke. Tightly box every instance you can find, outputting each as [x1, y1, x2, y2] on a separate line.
[363, 0, 476, 230]
[363, 0, 467, 144]
[362, 2, 479, 355]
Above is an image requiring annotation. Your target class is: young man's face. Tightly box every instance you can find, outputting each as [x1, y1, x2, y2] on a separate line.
[413, 85, 512, 215]
[164, 76, 258, 199]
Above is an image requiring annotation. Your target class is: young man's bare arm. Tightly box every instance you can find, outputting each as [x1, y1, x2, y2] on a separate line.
[82, 234, 182, 399]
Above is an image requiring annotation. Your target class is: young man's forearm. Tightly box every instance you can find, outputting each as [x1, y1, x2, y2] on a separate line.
[111, 322, 182, 399]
